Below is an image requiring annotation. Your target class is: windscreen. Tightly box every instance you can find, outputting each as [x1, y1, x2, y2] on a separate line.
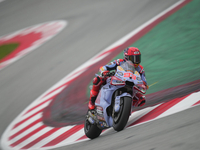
[119, 60, 135, 73]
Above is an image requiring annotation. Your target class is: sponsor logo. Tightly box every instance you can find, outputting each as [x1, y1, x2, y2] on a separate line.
[134, 71, 140, 75]
[124, 72, 136, 80]
[97, 115, 105, 121]
[99, 121, 104, 128]
[134, 51, 140, 54]
[117, 71, 123, 76]
[96, 106, 103, 115]
[107, 62, 115, 65]
[117, 66, 124, 71]
[100, 67, 105, 72]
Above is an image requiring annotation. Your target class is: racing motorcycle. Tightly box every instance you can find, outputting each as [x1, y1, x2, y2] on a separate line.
[84, 61, 146, 139]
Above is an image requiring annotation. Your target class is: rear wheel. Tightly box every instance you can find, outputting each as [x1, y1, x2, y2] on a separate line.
[113, 96, 132, 131]
[84, 114, 102, 139]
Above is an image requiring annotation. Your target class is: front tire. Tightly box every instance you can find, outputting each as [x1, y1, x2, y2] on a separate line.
[84, 116, 102, 139]
[113, 96, 132, 131]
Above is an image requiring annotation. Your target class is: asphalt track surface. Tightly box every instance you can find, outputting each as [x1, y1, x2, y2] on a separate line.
[0, 0, 199, 150]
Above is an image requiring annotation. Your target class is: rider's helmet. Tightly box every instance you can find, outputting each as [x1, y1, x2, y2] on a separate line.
[123, 47, 141, 68]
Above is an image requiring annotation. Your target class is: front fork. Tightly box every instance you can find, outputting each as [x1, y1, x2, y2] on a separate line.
[113, 92, 133, 115]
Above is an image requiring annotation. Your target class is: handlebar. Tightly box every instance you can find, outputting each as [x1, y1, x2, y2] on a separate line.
[107, 71, 115, 76]
[101, 71, 115, 77]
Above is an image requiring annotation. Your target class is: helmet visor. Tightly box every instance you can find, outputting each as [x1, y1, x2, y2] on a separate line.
[128, 55, 141, 64]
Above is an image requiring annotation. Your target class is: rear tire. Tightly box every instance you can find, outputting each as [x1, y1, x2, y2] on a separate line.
[84, 115, 102, 139]
[113, 96, 132, 131]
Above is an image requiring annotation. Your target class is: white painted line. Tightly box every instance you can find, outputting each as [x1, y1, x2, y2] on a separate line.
[39, 85, 67, 102]
[9, 122, 44, 143]
[156, 91, 200, 119]
[13, 127, 53, 150]
[127, 104, 162, 127]
[56, 128, 85, 148]
[20, 101, 51, 121]
[31, 126, 75, 149]
[10, 113, 42, 136]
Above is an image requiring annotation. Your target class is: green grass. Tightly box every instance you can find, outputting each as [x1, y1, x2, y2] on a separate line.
[0, 43, 19, 61]
[110, 0, 200, 94]
[86, 0, 200, 96]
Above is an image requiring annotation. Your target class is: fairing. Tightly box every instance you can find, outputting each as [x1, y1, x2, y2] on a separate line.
[95, 61, 146, 128]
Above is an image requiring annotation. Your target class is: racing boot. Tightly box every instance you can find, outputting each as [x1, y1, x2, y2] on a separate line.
[88, 96, 96, 110]
[88, 89, 99, 110]
[132, 93, 146, 107]
[136, 92, 146, 107]
[132, 98, 138, 107]
[88, 76, 105, 110]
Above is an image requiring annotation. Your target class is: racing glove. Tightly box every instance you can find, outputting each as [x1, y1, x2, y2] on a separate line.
[101, 70, 110, 76]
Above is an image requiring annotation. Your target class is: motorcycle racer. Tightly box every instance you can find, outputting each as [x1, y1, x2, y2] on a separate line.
[88, 47, 149, 110]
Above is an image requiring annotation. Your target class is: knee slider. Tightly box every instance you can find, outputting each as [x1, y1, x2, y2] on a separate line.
[90, 89, 98, 97]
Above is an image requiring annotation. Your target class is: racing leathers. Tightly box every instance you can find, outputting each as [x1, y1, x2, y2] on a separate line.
[88, 59, 148, 110]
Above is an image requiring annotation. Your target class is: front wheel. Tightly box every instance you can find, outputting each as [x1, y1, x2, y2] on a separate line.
[84, 115, 102, 139]
[113, 96, 132, 131]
